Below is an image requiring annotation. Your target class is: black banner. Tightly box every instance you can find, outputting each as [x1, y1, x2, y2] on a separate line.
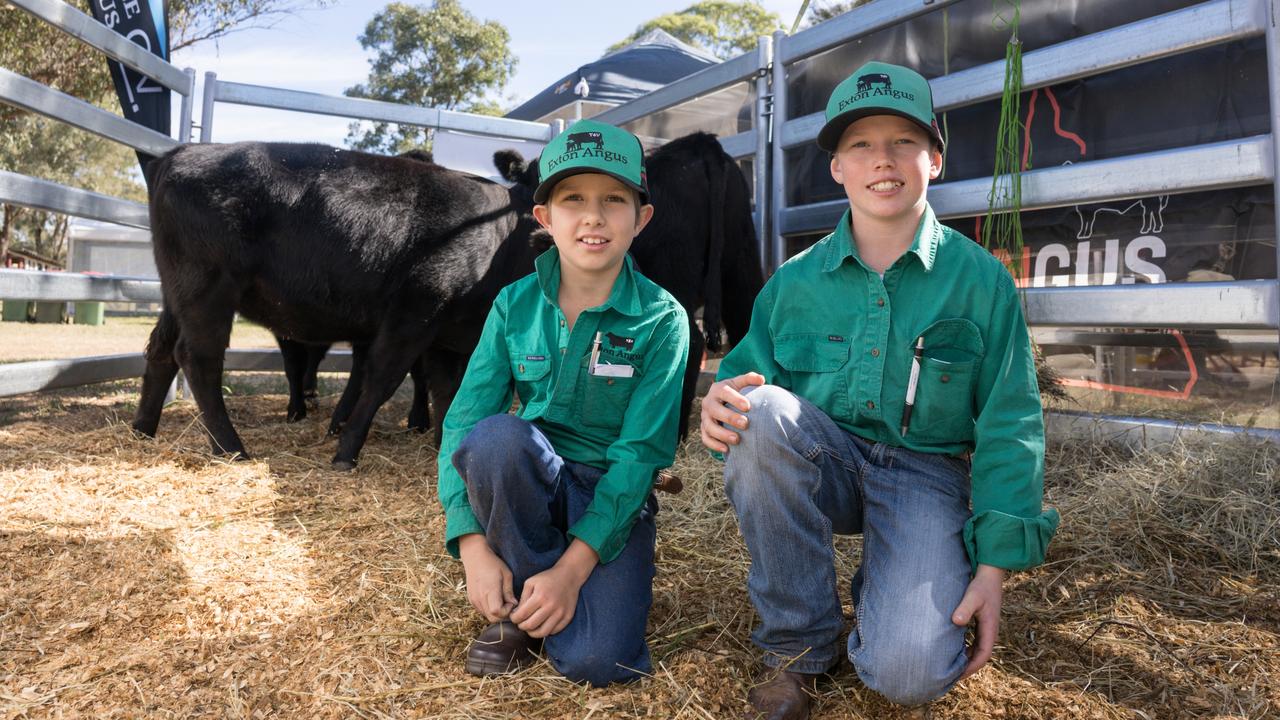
[89, 0, 171, 165]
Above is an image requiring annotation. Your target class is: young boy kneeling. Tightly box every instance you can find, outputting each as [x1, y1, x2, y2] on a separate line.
[437, 119, 689, 687]
[701, 62, 1059, 717]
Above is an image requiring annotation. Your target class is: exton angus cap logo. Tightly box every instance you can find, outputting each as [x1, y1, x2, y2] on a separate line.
[544, 132, 631, 173]
[838, 73, 917, 111]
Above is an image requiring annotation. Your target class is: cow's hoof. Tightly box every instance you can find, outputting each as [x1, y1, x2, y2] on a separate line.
[130, 422, 158, 439]
[331, 458, 357, 472]
[286, 411, 306, 423]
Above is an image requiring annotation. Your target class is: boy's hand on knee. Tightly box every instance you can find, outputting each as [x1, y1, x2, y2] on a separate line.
[699, 372, 765, 452]
[511, 540, 597, 639]
[458, 534, 516, 623]
[952, 564, 1007, 680]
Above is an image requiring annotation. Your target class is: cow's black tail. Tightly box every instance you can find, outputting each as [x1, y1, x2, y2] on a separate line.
[701, 150, 727, 353]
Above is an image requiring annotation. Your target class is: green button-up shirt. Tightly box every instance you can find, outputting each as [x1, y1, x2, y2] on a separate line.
[438, 248, 689, 564]
[718, 205, 1059, 572]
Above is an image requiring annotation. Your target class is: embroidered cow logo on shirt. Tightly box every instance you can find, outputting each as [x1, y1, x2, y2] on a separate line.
[605, 332, 635, 350]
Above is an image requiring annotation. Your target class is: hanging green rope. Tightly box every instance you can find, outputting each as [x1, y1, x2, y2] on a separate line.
[981, 0, 1027, 277]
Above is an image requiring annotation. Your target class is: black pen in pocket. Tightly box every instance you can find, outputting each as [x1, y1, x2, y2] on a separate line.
[900, 335, 924, 436]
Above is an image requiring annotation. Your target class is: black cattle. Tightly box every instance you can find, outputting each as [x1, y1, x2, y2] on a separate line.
[133, 142, 541, 469]
[496, 131, 764, 437]
[275, 337, 432, 435]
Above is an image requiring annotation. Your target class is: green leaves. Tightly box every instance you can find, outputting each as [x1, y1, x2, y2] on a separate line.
[608, 1, 782, 60]
[343, 1, 516, 155]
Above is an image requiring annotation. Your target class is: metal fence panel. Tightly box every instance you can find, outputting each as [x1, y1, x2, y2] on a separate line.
[0, 68, 179, 156]
[1045, 409, 1280, 447]
[779, 135, 1275, 234]
[0, 349, 355, 398]
[0, 269, 161, 303]
[208, 79, 554, 141]
[1025, 279, 1279, 329]
[0, 171, 151, 229]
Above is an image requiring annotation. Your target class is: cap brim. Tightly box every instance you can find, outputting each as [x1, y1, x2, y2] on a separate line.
[816, 107, 945, 153]
[532, 166, 649, 204]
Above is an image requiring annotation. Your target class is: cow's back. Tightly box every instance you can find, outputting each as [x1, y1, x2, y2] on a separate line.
[147, 141, 517, 343]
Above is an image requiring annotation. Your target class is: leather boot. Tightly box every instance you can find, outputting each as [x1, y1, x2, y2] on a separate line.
[465, 621, 536, 676]
[745, 669, 818, 720]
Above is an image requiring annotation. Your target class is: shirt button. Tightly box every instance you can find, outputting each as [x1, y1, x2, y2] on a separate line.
[559, 318, 565, 327]
[560, 348, 566, 355]
[866, 400, 875, 410]
[518, 363, 525, 373]
[606, 379, 615, 386]
[941, 374, 951, 383]
[870, 348, 880, 357]
[877, 298, 885, 307]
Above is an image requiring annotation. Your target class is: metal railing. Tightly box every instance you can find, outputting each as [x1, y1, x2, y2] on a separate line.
[198, 76, 557, 144]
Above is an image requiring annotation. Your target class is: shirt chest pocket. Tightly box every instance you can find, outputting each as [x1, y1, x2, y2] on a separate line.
[774, 334, 851, 418]
[579, 368, 642, 433]
[910, 319, 984, 444]
[774, 334, 852, 373]
[510, 352, 552, 409]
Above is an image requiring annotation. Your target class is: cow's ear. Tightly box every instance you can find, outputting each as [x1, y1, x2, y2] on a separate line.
[494, 150, 528, 184]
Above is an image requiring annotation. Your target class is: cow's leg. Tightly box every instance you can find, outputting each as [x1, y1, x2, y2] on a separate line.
[327, 343, 367, 437]
[426, 349, 468, 447]
[331, 323, 436, 470]
[303, 343, 327, 401]
[132, 307, 182, 437]
[406, 353, 432, 434]
[677, 316, 704, 440]
[172, 303, 246, 459]
[277, 337, 310, 423]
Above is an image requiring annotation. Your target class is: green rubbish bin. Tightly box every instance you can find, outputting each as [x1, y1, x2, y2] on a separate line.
[2, 300, 32, 322]
[34, 301, 66, 323]
[74, 301, 105, 326]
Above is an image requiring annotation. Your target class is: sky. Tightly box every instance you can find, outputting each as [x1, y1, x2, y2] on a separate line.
[169, 0, 806, 145]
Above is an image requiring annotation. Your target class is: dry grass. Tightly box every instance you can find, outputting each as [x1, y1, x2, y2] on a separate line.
[1, 383, 1277, 719]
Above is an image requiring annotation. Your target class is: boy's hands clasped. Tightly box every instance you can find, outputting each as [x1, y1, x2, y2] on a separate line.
[460, 534, 599, 638]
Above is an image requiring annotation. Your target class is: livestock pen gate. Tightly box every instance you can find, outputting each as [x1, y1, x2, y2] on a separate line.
[1, 0, 1278, 444]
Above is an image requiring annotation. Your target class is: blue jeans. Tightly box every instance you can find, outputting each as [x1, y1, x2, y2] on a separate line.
[453, 414, 657, 687]
[723, 385, 971, 707]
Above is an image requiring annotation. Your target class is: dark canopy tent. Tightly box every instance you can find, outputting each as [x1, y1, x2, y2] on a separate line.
[505, 29, 719, 123]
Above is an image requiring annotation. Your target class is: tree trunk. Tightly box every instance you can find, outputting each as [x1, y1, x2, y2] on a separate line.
[52, 213, 69, 266]
[0, 204, 11, 268]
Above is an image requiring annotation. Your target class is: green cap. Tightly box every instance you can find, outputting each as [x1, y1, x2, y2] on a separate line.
[817, 61, 944, 153]
[534, 119, 648, 204]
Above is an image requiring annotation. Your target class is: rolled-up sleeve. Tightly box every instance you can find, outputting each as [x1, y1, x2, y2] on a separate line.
[964, 272, 1060, 572]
